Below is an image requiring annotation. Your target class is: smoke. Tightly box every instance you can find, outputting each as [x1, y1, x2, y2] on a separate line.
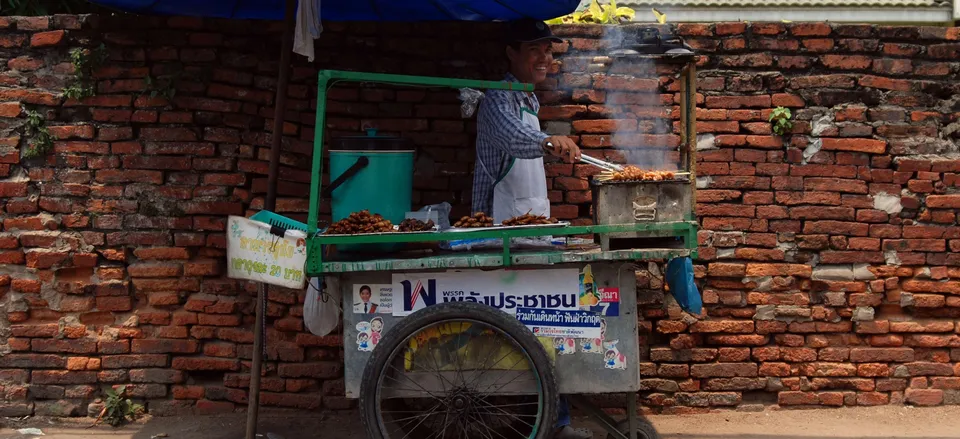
[601, 25, 679, 171]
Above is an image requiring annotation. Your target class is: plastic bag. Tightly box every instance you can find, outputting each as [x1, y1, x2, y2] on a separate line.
[303, 276, 341, 336]
[419, 202, 452, 230]
[440, 236, 562, 251]
[458, 88, 484, 118]
[666, 257, 702, 315]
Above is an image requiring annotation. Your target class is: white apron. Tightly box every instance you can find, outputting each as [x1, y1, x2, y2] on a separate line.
[479, 103, 550, 224]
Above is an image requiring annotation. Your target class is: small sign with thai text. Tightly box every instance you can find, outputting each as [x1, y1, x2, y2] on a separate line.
[226, 215, 307, 289]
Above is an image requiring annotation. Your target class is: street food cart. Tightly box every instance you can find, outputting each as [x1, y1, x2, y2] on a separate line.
[263, 31, 699, 439]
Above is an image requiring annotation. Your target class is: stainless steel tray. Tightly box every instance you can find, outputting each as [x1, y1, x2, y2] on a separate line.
[446, 221, 570, 233]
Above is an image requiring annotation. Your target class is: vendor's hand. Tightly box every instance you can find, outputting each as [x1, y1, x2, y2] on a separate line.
[544, 136, 581, 164]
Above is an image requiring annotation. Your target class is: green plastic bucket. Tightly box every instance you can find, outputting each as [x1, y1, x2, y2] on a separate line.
[327, 134, 414, 252]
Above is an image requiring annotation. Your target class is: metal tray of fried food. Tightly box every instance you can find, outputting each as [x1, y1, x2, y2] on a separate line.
[322, 224, 440, 236]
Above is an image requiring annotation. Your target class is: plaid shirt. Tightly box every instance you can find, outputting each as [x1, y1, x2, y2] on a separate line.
[471, 73, 549, 215]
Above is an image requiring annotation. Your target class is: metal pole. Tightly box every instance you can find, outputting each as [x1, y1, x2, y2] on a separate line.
[627, 392, 638, 439]
[244, 283, 268, 439]
[245, 1, 295, 439]
[266, 0, 297, 212]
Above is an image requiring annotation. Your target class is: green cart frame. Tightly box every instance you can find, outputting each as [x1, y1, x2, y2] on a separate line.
[305, 67, 698, 277]
[296, 67, 697, 439]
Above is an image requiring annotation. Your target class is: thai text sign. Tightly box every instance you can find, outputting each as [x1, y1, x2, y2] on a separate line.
[226, 215, 307, 289]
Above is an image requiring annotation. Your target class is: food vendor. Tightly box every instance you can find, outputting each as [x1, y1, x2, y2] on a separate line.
[471, 18, 582, 225]
[470, 18, 592, 439]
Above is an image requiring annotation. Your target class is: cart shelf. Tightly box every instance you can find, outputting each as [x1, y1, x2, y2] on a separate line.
[306, 221, 697, 275]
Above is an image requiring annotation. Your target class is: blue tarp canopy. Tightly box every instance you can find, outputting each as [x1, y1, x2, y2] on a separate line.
[88, 0, 581, 21]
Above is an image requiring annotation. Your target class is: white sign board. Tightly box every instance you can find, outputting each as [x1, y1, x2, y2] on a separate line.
[391, 269, 581, 317]
[226, 215, 307, 289]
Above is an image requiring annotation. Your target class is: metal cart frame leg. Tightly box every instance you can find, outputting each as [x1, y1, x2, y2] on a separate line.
[567, 393, 641, 439]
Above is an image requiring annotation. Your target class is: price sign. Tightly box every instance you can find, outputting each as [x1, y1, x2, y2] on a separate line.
[226, 215, 307, 289]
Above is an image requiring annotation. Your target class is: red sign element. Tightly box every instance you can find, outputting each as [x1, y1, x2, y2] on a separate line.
[599, 288, 620, 303]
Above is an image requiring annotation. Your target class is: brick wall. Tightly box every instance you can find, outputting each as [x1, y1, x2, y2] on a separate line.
[0, 14, 959, 417]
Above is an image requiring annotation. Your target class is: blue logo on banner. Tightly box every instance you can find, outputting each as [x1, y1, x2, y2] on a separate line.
[400, 279, 437, 312]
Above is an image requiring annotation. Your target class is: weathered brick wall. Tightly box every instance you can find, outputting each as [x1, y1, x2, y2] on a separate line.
[0, 15, 958, 417]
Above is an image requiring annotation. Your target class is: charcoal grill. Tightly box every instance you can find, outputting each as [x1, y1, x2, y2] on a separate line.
[589, 30, 698, 252]
[591, 174, 694, 251]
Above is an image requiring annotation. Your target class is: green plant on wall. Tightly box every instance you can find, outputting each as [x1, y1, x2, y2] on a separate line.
[547, 0, 636, 24]
[769, 106, 794, 136]
[63, 44, 109, 101]
[101, 386, 144, 427]
[21, 109, 53, 160]
[143, 71, 182, 101]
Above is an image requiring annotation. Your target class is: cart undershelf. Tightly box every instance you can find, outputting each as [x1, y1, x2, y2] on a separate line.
[317, 246, 694, 273]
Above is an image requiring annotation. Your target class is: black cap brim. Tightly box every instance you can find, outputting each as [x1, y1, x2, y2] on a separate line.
[515, 36, 563, 44]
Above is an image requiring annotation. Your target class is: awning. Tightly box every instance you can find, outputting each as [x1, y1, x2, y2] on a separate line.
[88, 0, 582, 21]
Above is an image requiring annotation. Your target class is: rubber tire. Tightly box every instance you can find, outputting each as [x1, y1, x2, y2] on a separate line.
[359, 301, 559, 439]
[605, 419, 660, 439]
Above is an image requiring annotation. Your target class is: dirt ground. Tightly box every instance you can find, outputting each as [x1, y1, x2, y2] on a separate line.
[1, 406, 959, 439]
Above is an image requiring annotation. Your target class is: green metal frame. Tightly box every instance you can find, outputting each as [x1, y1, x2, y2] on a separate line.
[305, 69, 699, 276]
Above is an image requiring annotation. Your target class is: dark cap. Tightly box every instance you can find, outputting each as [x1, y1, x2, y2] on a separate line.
[506, 18, 562, 44]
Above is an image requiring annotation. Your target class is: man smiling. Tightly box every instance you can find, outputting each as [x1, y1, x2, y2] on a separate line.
[472, 18, 582, 224]
[471, 18, 592, 439]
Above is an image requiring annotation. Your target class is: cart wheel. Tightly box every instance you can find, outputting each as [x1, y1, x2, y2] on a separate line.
[360, 301, 558, 439]
[605, 418, 660, 439]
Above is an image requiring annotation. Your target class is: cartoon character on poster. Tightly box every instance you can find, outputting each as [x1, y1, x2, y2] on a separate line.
[554, 338, 575, 355]
[603, 339, 626, 370]
[370, 317, 384, 347]
[581, 338, 601, 353]
[581, 318, 606, 354]
[357, 321, 374, 352]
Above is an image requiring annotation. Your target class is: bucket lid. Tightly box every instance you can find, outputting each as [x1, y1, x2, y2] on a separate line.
[329, 135, 413, 151]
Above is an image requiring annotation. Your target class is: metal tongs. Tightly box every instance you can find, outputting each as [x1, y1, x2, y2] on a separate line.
[545, 142, 623, 172]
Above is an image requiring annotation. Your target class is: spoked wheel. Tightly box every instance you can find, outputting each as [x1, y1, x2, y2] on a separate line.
[360, 302, 558, 439]
[605, 419, 660, 439]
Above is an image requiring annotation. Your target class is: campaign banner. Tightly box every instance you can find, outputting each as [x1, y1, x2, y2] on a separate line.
[392, 269, 580, 316]
[516, 308, 602, 339]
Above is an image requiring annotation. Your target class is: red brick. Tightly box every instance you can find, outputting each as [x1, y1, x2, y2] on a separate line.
[31, 370, 97, 385]
[820, 138, 887, 154]
[133, 247, 190, 261]
[30, 30, 65, 47]
[859, 75, 913, 91]
[850, 348, 914, 363]
[171, 357, 238, 371]
[96, 296, 132, 312]
[131, 339, 199, 354]
[905, 388, 943, 406]
[791, 23, 832, 36]
[705, 95, 771, 109]
[690, 320, 754, 333]
[821, 54, 873, 70]
[173, 385, 205, 400]
[716, 23, 747, 35]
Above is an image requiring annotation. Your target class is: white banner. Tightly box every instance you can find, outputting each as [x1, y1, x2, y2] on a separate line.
[226, 216, 307, 289]
[391, 269, 580, 317]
